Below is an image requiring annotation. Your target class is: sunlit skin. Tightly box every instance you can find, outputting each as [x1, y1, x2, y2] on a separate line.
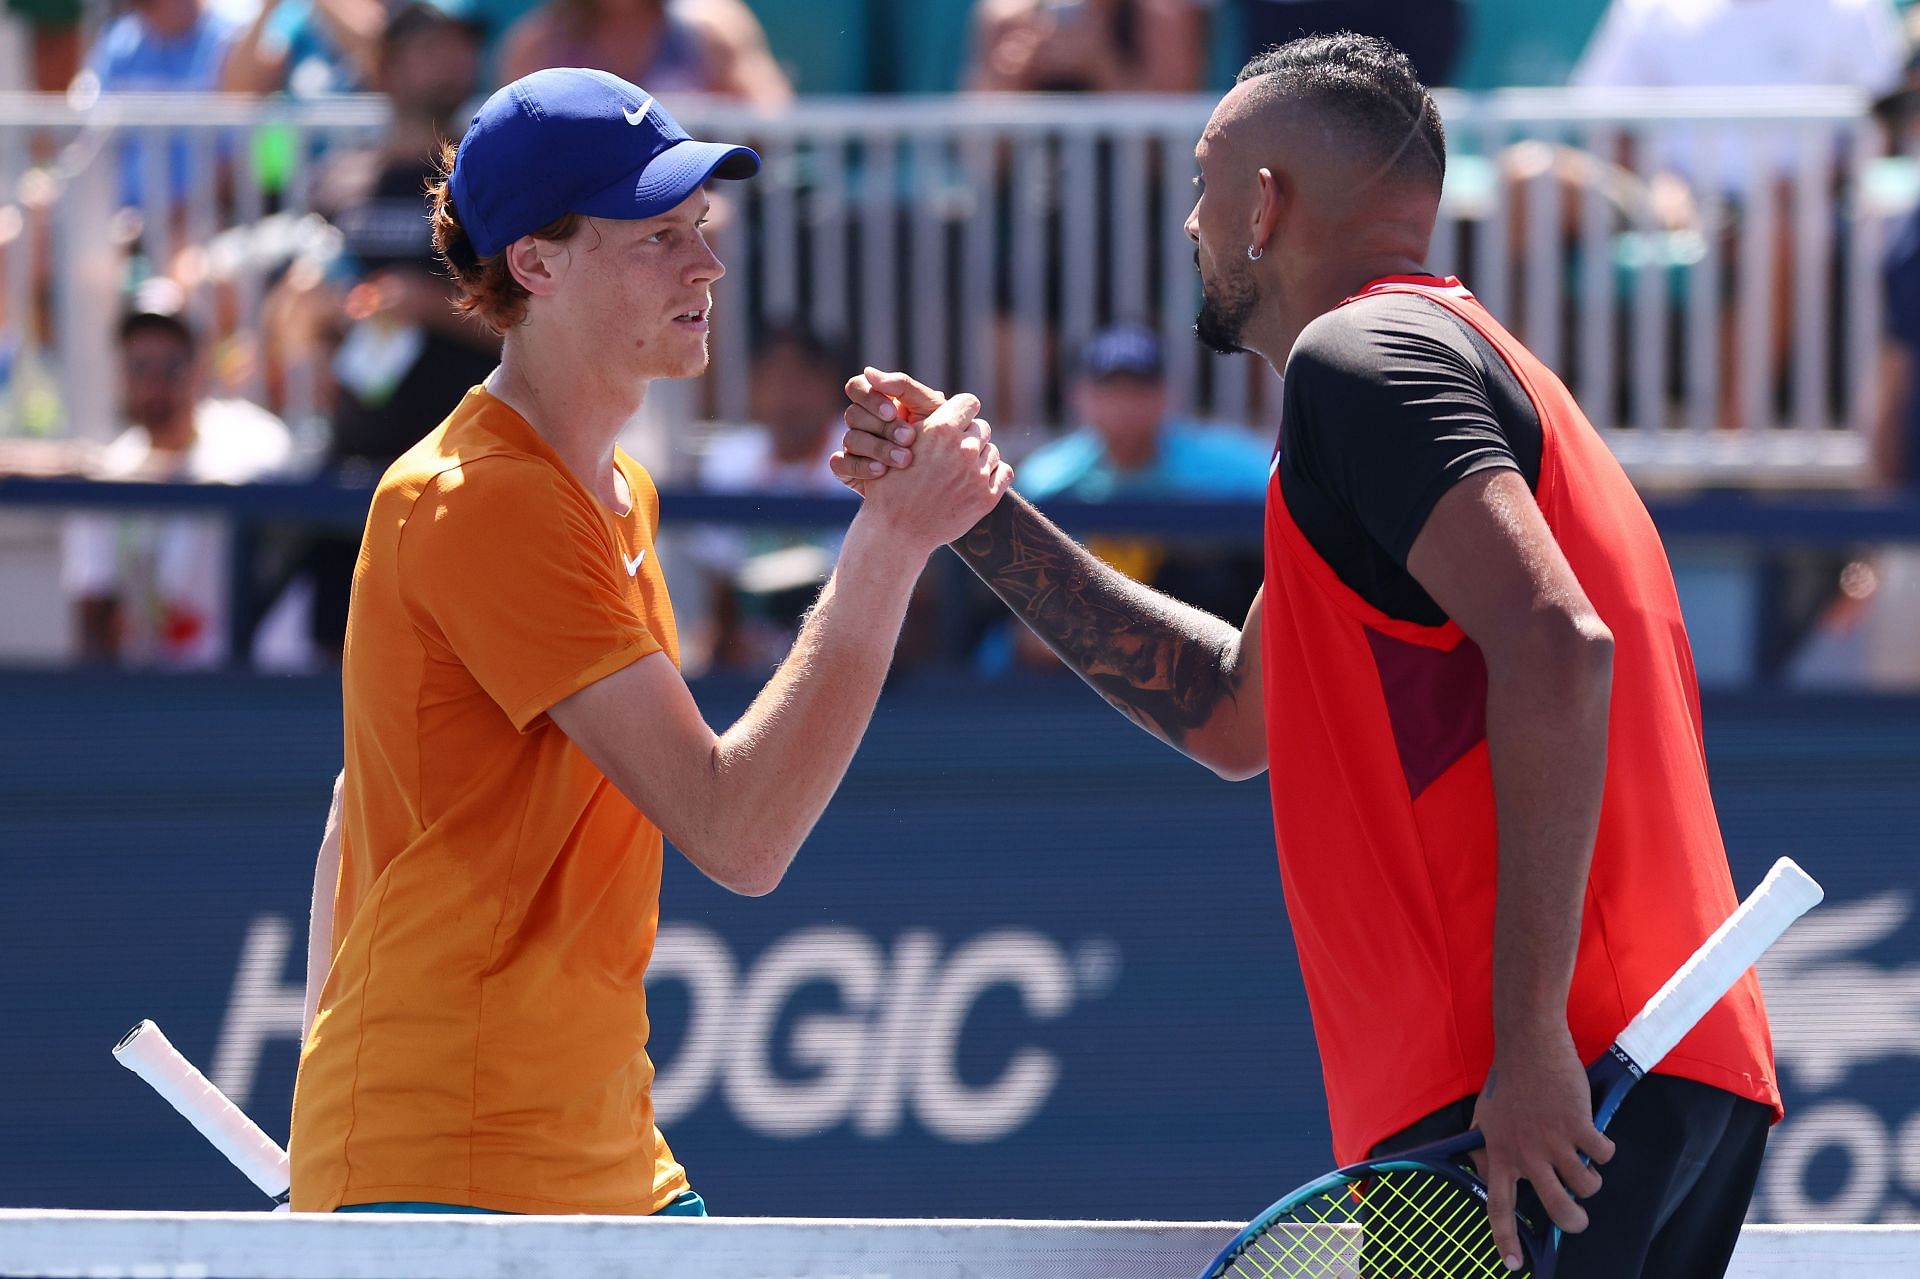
[750, 341, 847, 464]
[487, 188, 722, 509]
[1182, 77, 1432, 371]
[128, 0, 202, 41]
[841, 69, 1619, 1271]
[1076, 375, 1169, 473]
[381, 21, 479, 126]
[120, 327, 199, 451]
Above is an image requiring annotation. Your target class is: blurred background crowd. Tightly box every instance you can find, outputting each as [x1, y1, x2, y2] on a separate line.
[0, 0, 1916, 687]
[3, 3, 1916, 1236]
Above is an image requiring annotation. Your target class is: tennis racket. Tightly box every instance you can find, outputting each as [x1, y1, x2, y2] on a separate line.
[1199, 856, 1823, 1279]
[112, 1019, 292, 1206]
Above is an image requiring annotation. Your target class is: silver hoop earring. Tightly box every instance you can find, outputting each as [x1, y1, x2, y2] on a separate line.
[1246, 245, 1264, 262]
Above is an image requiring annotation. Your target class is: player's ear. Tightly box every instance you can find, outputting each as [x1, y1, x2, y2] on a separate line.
[504, 233, 562, 297]
[1250, 165, 1283, 259]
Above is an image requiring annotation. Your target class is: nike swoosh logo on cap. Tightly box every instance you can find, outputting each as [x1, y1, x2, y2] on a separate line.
[624, 94, 655, 126]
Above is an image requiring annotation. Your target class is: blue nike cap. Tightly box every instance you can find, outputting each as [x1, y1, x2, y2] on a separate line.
[447, 68, 760, 261]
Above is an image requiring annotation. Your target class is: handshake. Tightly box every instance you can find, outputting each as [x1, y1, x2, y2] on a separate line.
[826, 367, 1013, 551]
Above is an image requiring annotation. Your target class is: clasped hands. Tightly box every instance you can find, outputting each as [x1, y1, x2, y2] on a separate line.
[829, 368, 1008, 545]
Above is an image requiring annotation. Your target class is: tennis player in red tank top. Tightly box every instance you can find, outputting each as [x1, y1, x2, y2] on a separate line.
[838, 33, 1780, 1279]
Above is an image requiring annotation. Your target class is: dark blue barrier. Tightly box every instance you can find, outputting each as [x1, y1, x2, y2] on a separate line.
[5, 474, 1920, 542]
[0, 674, 1915, 1223]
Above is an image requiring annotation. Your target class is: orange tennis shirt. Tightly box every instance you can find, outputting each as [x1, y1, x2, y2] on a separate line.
[289, 387, 689, 1214]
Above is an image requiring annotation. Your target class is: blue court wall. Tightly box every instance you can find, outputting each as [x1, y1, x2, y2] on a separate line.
[0, 674, 1915, 1223]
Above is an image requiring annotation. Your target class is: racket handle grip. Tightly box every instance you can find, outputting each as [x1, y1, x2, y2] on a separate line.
[113, 1019, 292, 1202]
[1613, 857, 1822, 1072]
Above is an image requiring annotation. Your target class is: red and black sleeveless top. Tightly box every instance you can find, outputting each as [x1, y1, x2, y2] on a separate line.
[1262, 276, 1780, 1163]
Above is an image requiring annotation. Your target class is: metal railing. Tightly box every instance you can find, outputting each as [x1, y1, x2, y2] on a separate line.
[4, 475, 1916, 674]
[0, 87, 1896, 483]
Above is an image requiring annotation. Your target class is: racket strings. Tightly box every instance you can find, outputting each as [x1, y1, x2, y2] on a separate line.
[1366, 1170, 1521, 1277]
[1220, 1169, 1527, 1279]
[1221, 1186, 1359, 1278]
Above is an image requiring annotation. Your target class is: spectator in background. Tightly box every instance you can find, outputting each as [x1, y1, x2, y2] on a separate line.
[1228, 0, 1464, 87]
[1021, 324, 1271, 503]
[1790, 77, 1920, 690]
[81, 0, 237, 210]
[969, 0, 1204, 94]
[1572, 0, 1904, 211]
[84, 0, 234, 95]
[321, 0, 497, 474]
[265, 0, 499, 663]
[63, 279, 293, 669]
[1876, 50, 1920, 494]
[685, 325, 856, 672]
[9, 0, 81, 91]
[965, 2, 1205, 414]
[994, 324, 1268, 669]
[496, 0, 791, 105]
[1795, 43, 1920, 689]
[220, 0, 384, 96]
[1566, 0, 1907, 422]
[247, 215, 349, 427]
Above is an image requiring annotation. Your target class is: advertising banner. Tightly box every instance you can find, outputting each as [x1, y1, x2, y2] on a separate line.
[1, 676, 1913, 1223]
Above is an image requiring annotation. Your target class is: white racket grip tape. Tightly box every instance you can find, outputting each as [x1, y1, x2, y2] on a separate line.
[112, 1019, 291, 1202]
[1614, 857, 1823, 1073]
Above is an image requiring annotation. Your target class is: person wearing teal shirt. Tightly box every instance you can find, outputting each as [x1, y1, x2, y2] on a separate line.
[1020, 324, 1272, 503]
[981, 325, 1269, 673]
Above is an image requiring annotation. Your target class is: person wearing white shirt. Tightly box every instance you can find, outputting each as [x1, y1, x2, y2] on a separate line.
[1576, 0, 1906, 93]
[63, 282, 293, 669]
[1572, 0, 1907, 196]
[1556, 0, 1909, 426]
[682, 326, 857, 672]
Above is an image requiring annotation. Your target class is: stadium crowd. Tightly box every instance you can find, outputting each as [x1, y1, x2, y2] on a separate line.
[0, 0, 1916, 681]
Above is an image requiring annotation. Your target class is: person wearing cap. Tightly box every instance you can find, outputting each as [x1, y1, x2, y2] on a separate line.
[287, 69, 1011, 1216]
[989, 324, 1269, 671]
[62, 279, 293, 669]
[1020, 324, 1272, 505]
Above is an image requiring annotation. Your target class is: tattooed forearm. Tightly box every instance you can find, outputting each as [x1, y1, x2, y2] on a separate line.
[952, 492, 1247, 749]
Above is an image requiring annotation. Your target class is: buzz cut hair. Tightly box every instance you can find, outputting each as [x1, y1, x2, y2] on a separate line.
[1236, 32, 1446, 192]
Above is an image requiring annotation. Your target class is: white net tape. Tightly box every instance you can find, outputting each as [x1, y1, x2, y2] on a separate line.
[0, 1214, 1916, 1279]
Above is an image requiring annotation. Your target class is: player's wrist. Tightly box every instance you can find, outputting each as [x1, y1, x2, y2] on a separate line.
[1491, 1012, 1575, 1063]
[842, 505, 937, 579]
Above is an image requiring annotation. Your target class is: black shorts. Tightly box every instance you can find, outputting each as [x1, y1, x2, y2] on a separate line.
[1370, 1074, 1772, 1279]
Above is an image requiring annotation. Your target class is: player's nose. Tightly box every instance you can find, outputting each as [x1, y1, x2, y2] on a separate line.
[687, 235, 726, 286]
[1183, 206, 1200, 244]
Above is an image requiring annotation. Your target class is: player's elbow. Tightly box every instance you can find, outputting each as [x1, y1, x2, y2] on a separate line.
[1498, 607, 1614, 698]
[1556, 609, 1614, 684]
[1204, 743, 1269, 784]
[682, 831, 794, 897]
[1190, 713, 1269, 782]
[723, 856, 789, 898]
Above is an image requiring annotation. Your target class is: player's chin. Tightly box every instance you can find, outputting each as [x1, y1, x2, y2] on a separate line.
[665, 335, 712, 379]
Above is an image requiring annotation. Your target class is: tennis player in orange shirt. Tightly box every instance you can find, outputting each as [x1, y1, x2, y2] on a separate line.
[286, 69, 1012, 1217]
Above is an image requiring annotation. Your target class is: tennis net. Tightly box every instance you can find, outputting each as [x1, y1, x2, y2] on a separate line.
[2, 1213, 1915, 1279]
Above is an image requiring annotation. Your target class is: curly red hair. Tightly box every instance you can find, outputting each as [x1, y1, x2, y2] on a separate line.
[427, 140, 585, 333]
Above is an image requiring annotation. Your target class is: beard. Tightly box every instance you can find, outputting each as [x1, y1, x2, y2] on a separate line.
[1194, 253, 1260, 356]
